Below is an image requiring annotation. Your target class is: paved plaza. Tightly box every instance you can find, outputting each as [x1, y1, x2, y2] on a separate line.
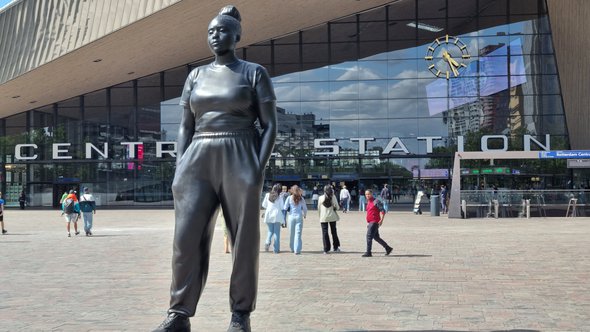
[0, 208, 589, 331]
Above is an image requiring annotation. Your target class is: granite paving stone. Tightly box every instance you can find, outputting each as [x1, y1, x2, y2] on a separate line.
[0, 209, 589, 331]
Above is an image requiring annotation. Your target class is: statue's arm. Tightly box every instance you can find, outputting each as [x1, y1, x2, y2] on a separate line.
[256, 100, 277, 170]
[176, 105, 195, 164]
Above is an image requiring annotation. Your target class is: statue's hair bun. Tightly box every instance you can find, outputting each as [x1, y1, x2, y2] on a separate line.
[219, 5, 241, 22]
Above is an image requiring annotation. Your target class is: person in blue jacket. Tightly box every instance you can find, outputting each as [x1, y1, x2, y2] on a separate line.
[79, 187, 97, 236]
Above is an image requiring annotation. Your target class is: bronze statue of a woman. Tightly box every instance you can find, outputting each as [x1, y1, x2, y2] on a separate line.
[153, 5, 277, 332]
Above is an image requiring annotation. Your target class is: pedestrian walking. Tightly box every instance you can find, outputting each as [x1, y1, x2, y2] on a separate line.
[339, 185, 351, 213]
[359, 188, 367, 211]
[350, 187, 357, 209]
[362, 189, 393, 257]
[79, 187, 97, 236]
[440, 184, 448, 214]
[380, 184, 391, 212]
[18, 190, 26, 210]
[318, 185, 341, 254]
[261, 183, 286, 253]
[279, 185, 289, 227]
[311, 186, 319, 210]
[62, 190, 80, 237]
[59, 190, 68, 205]
[0, 192, 6, 235]
[284, 185, 307, 255]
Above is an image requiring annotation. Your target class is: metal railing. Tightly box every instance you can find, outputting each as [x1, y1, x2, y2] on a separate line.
[460, 189, 589, 218]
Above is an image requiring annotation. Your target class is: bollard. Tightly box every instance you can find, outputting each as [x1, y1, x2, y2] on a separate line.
[430, 195, 440, 216]
[461, 199, 467, 219]
[493, 199, 499, 219]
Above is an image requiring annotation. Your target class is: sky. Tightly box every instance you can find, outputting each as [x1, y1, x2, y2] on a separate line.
[0, 0, 14, 10]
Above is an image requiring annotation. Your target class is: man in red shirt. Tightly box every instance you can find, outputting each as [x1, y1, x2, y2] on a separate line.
[362, 189, 393, 257]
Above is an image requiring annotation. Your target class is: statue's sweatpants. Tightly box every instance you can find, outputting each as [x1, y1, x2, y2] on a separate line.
[168, 130, 262, 317]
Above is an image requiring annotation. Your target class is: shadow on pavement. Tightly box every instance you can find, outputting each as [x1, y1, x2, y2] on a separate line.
[391, 254, 432, 258]
[273, 250, 433, 257]
[0, 233, 34, 236]
[357, 329, 539, 332]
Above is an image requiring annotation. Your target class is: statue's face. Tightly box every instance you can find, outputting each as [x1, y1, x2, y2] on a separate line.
[207, 17, 238, 55]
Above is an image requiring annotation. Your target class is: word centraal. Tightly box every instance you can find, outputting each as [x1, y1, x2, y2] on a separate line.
[14, 134, 550, 160]
[14, 142, 177, 160]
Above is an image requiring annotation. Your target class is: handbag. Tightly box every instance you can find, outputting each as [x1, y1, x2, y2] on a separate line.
[332, 208, 340, 222]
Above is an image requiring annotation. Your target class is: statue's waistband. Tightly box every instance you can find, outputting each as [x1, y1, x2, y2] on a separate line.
[193, 128, 256, 139]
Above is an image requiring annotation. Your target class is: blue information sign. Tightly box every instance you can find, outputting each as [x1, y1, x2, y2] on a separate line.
[539, 151, 590, 159]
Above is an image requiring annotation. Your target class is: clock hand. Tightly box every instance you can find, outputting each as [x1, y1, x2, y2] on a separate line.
[442, 51, 460, 76]
[442, 51, 450, 62]
[450, 62, 459, 76]
[443, 51, 461, 67]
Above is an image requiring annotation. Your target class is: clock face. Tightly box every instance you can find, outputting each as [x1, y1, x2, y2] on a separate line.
[424, 35, 471, 79]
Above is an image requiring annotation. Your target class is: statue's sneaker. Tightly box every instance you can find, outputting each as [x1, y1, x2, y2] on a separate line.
[227, 311, 250, 332]
[153, 312, 190, 332]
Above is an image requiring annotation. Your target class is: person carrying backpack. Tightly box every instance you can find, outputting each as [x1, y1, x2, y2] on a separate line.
[62, 190, 80, 237]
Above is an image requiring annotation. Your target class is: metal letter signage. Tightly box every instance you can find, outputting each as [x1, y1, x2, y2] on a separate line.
[12, 135, 552, 161]
[85, 143, 109, 159]
[15, 144, 38, 160]
[53, 143, 72, 159]
[156, 141, 177, 158]
[312, 134, 551, 156]
[314, 139, 339, 156]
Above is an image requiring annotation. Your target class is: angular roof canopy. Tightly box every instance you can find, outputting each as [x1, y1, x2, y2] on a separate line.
[0, 0, 392, 117]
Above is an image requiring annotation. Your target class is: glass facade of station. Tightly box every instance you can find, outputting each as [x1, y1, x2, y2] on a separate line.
[0, 0, 569, 207]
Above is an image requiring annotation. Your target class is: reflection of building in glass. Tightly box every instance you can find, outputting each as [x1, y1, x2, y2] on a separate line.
[481, 92, 511, 133]
[0, 0, 576, 206]
[444, 40, 531, 138]
[445, 102, 484, 137]
[274, 107, 319, 158]
[508, 86, 525, 134]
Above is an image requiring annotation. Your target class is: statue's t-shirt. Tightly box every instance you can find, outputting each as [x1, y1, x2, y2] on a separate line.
[179, 60, 276, 133]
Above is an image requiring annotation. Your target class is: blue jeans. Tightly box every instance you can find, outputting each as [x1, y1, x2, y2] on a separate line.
[288, 215, 304, 254]
[82, 212, 94, 232]
[265, 222, 281, 253]
[359, 197, 366, 211]
[342, 198, 350, 211]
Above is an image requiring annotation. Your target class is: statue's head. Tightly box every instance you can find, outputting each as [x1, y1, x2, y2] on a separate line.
[208, 5, 242, 55]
